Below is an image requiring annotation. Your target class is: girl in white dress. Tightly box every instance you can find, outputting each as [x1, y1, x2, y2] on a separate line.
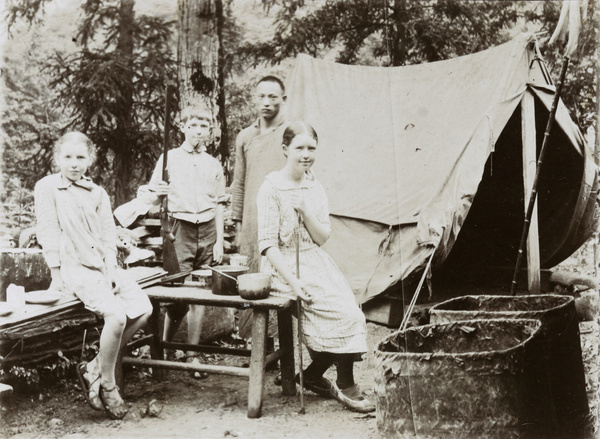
[257, 121, 374, 413]
[35, 132, 152, 419]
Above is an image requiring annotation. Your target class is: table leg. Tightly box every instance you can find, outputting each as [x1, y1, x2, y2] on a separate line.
[247, 309, 268, 418]
[149, 300, 165, 380]
[277, 309, 296, 396]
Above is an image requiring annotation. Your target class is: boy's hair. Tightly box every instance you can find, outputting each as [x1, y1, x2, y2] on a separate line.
[180, 105, 213, 124]
[282, 121, 318, 147]
[257, 75, 285, 94]
[54, 131, 97, 164]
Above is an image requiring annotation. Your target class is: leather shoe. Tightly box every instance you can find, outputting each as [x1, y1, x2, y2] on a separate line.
[330, 382, 375, 413]
[295, 372, 334, 398]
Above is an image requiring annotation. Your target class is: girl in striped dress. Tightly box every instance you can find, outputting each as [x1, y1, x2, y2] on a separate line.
[256, 121, 374, 413]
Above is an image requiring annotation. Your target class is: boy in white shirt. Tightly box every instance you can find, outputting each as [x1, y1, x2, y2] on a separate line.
[140, 106, 226, 375]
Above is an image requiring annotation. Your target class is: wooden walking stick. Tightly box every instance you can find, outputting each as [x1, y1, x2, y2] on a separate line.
[510, 56, 570, 295]
[295, 211, 306, 414]
[160, 84, 180, 274]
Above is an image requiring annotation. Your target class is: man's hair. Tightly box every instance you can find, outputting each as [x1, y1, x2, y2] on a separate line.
[180, 105, 212, 124]
[257, 75, 285, 94]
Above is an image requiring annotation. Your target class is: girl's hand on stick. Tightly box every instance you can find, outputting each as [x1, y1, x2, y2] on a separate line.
[291, 279, 313, 304]
[289, 192, 307, 216]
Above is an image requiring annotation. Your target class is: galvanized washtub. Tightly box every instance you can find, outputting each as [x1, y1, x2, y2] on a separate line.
[430, 294, 589, 437]
[373, 318, 556, 438]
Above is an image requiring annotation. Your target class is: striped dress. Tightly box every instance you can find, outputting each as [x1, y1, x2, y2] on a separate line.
[257, 171, 367, 354]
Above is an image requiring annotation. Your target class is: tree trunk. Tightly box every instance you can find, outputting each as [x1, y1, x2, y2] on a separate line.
[176, 0, 233, 338]
[177, 0, 229, 164]
[112, 0, 136, 206]
[595, 0, 600, 164]
[391, 0, 407, 66]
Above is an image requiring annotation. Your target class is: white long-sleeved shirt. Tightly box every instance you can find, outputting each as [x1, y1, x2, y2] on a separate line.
[139, 142, 227, 224]
[35, 173, 118, 270]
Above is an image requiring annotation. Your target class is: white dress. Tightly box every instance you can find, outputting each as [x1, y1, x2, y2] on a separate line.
[257, 171, 367, 354]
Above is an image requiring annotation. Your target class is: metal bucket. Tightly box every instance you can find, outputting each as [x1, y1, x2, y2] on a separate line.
[374, 318, 556, 438]
[430, 295, 589, 436]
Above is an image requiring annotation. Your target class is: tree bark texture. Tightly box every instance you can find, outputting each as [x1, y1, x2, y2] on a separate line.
[595, 0, 600, 164]
[391, 0, 407, 66]
[114, 0, 136, 206]
[177, 0, 229, 163]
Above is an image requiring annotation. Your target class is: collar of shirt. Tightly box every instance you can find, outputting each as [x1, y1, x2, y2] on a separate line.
[253, 114, 286, 135]
[269, 170, 317, 191]
[181, 141, 207, 155]
[56, 174, 94, 191]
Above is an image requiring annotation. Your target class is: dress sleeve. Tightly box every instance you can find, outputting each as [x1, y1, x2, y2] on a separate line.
[230, 132, 247, 221]
[315, 183, 331, 229]
[98, 188, 118, 269]
[34, 178, 61, 268]
[257, 180, 280, 255]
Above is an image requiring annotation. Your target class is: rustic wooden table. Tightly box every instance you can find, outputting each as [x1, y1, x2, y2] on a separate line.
[127, 284, 297, 418]
[0, 283, 297, 418]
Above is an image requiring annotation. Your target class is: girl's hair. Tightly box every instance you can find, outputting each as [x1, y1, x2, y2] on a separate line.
[54, 131, 97, 164]
[282, 121, 318, 147]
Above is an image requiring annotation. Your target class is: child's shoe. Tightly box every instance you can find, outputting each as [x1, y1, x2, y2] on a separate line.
[76, 362, 103, 411]
[295, 372, 334, 398]
[99, 384, 129, 420]
[330, 382, 375, 413]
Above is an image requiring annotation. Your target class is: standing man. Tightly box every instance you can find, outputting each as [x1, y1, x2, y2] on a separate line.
[231, 76, 288, 273]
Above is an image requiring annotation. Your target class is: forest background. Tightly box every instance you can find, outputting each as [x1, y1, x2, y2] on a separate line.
[0, 0, 597, 244]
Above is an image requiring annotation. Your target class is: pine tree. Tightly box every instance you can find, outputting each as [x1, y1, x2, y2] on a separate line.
[240, 0, 522, 67]
[5, 0, 178, 205]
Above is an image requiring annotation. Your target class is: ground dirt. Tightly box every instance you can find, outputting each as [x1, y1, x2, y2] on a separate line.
[1, 243, 599, 439]
[1, 322, 389, 439]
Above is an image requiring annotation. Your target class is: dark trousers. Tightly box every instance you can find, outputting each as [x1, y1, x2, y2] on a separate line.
[166, 218, 216, 321]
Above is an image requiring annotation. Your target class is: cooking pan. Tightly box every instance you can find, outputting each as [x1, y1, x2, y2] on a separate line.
[203, 265, 249, 295]
[204, 266, 270, 299]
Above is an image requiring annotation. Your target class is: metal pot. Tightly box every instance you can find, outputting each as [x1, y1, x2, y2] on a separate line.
[238, 273, 271, 300]
[209, 265, 249, 295]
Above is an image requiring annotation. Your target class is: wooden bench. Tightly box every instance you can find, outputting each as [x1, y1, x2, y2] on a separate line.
[123, 284, 297, 418]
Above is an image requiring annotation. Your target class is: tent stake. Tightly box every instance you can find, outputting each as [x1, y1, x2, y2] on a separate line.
[510, 55, 570, 295]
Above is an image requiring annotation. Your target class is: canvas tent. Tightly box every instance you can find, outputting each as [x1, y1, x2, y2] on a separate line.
[284, 33, 597, 304]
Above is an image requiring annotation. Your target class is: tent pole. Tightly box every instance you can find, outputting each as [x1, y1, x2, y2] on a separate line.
[510, 56, 570, 295]
[594, 0, 600, 277]
[520, 90, 541, 293]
